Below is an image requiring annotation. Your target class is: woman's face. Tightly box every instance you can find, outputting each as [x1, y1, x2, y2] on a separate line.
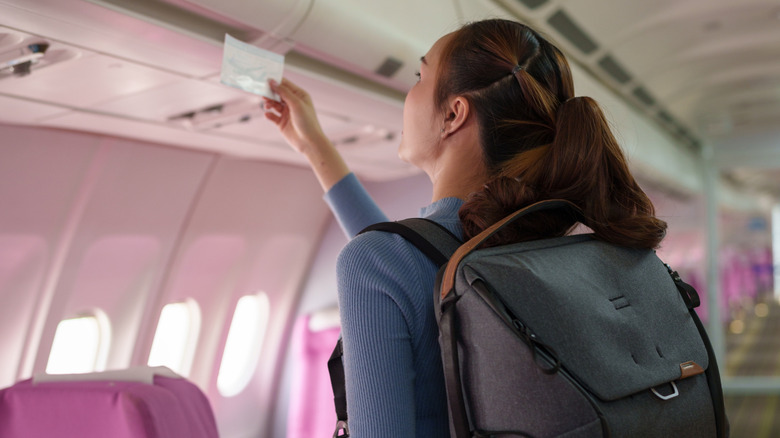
[398, 33, 453, 172]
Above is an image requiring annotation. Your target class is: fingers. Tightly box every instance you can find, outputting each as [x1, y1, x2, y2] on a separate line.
[271, 78, 310, 106]
[263, 110, 282, 125]
[270, 79, 292, 100]
[263, 97, 284, 113]
[262, 96, 286, 124]
[280, 78, 307, 98]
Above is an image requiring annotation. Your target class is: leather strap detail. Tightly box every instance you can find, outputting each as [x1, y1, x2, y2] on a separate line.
[679, 360, 705, 379]
[440, 199, 583, 299]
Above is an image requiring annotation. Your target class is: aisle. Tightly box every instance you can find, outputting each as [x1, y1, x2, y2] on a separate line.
[724, 299, 780, 437]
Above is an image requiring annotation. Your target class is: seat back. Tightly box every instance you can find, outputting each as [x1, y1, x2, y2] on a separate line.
[0, 367, 218, 438]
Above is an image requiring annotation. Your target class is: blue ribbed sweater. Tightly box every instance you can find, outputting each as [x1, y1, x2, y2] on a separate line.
[324, 173, 464, 437]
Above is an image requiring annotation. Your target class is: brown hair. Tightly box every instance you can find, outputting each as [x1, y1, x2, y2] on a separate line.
[435, 19, 666, 248]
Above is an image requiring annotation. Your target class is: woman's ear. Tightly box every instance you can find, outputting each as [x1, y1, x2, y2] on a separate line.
[442, 96, 471, 137]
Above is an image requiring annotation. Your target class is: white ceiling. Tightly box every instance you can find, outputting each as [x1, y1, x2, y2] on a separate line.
[521, 0, 780, 198]
[1, 0, 779, 196]
[0, 0, 410, 180]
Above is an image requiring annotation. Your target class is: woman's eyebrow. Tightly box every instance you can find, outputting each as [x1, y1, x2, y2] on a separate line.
[420, 56, 427, 65]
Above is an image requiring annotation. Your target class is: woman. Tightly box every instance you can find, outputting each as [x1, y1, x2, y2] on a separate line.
[265, 19, 666, 437]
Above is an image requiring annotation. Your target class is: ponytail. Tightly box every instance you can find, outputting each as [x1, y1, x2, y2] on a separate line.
[440, 19, 666, 249]
[459, 97, 667, 249]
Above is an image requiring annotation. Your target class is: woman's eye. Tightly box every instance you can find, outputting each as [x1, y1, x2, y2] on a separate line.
[414, 71, 421, 81]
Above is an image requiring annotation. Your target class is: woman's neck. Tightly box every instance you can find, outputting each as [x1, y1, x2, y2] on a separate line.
[429, 143, 487, 203]
[431, 174, 484, 202]
[424, 112, 487, 202]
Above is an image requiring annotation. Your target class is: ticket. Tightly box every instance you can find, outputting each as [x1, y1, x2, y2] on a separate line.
[220, 34, 284, 100]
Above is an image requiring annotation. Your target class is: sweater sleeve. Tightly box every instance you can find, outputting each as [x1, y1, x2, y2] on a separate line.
[336, 232, 422, 437]
[323, 173, 388, 238]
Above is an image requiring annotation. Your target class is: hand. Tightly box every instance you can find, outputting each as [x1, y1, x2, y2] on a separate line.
[263, 78, 350, 191]
[263, 78, 329, 156]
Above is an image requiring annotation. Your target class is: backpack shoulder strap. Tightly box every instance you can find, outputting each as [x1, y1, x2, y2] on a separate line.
[666, 264, 728, 437]
[360, 218, 462, 267]
[329, 218, 461, 437]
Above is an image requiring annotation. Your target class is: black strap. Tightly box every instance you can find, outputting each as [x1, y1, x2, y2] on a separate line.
[666, 264, 701, 310]
[360, 219, 462, 267]
[690, 310, 729, 438]
[666, 265, 728, 437]
[328, 218, 462, 437]
[327, 338, 348, 426]
[329, 202, 581, 437]
[439, 299, 471, 437]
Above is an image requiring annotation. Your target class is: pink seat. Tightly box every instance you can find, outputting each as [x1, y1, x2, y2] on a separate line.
[0, 370, 218, 438]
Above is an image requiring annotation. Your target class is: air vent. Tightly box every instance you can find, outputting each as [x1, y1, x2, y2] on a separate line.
[331, 126, 396, 147]
[168, 98, 260, 130]
[679, 130, 701, 151]
[631, 86, 655, 107]
[375, 57, 403, 78]
[515, 0, 549, 9]
[597, 55, 631, 84]
[547, 10, 598, 55]
[657, 110, 675, 125]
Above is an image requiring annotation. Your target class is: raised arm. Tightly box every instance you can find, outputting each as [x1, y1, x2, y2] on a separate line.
[264, 78, 349, 192]
[264, 79, 387, 236]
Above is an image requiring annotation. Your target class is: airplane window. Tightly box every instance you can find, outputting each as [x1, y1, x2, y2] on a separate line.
[147, 299, 201, 376]
[217, 293, 270, 397]
[46, 310, 110, 375]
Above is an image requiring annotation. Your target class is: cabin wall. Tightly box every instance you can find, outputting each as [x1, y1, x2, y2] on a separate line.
[273, 171, 432, 437]
[0, 120, 773, 438]
[294, 171, 433, 316]
[0, 123, 333, 437]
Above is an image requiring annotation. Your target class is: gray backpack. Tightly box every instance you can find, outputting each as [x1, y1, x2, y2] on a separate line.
[331, 200, 728, 438]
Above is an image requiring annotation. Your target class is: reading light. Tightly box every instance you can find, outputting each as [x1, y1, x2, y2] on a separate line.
[0, 40, 50, 76]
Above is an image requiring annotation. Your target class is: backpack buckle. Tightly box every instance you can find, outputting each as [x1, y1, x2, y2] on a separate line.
[333, 420, 350, 437]
[651, 381, 679, 401]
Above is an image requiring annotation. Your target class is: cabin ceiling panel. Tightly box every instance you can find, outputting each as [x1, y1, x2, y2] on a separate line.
[300, 0, 459, 47]
[559, 0, 780, 137]
[212, 111, 358, 145]
[0, 0, 224, 78]
[175, 0, 313, 39]
[282, 69, 403, 134]
[0, 95, 68, 124]
[41, 110, 289, 160]
[457, 0, 517, 23]
[39, 108, 418, 181]
[92, 78, 249, 122]
[727, 168, 780, 199]
[492, 0, 780, 202]
[0, 52, 181, 108]
[2, 0, 779, 192]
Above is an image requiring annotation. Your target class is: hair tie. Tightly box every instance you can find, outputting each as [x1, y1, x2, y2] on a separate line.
[511, 65, 523, 75]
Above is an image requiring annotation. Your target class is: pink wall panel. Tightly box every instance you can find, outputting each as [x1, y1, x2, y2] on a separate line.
[0, 125, 101, 387]
[0, 123, 341, 438]
[0, 235, 46, 388]
[149, 157, 330, 438]
[31, 137, 215, 374]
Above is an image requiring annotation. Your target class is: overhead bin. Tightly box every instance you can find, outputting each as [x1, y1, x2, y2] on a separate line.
[171, 0, 314, 43]
[183, 0, 454, 92]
